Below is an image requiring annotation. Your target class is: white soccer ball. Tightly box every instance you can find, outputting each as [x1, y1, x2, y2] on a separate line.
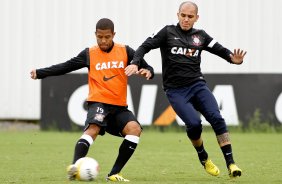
[75, 157, 99, 181]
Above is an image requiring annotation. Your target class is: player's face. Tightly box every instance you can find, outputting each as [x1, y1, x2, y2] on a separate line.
[95, 29, 115, 51]
[177, 3, 199, 31]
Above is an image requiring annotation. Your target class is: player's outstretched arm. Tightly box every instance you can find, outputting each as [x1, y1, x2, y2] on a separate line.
[230, 49, 247, 65]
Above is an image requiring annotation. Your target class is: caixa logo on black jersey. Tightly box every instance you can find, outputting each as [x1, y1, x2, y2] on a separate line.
[171, 47, 199, 57]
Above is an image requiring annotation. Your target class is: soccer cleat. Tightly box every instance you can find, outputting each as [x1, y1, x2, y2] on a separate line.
[106, 173, 130, 182]
[67, 164, 78, 180]
[228, 164, 242, 178]
[203, 159, 220, 176]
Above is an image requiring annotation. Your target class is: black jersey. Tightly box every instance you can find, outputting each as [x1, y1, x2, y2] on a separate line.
[36, 44, 153, 79]
[133, 23, 233, 90]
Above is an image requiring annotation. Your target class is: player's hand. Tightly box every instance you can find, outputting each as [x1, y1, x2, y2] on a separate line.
[125, 64, 138, 76]
[136, 68, 152, 80]
[230, 49, 247, 65]
[30, 69, 37, 79]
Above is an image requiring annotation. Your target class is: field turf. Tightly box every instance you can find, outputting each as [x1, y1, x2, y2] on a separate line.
[0, 129, 282, 183]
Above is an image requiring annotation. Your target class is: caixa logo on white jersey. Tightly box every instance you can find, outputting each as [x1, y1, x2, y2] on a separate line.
[95, 61, 125, 70]
[171, 47, 199, 57]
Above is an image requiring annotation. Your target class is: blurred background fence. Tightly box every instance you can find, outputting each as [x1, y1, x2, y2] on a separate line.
[1, 0, 282, 130]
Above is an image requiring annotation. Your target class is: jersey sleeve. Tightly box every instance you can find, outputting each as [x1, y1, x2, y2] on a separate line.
[36, 48, 89, 79]
[125, 45, 135, 65]
[132, 26, 167, 66]
[203, 31, 233, 63]
[125, 45, 154, 79]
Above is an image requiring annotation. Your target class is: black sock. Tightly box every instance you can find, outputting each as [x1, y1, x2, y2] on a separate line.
[72, 139, 90, 164]
[221, 144, 235, 167]
[194, 143, 208, 166]
[109, 139, 137, 176]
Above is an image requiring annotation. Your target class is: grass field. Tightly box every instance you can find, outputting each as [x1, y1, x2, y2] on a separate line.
[1, 129, 282, 184]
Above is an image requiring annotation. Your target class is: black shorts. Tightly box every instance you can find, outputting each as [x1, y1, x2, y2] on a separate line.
[85, 102, 140, 137]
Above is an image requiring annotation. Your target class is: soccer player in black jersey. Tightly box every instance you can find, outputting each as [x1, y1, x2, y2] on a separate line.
[125, 1, 246, 178]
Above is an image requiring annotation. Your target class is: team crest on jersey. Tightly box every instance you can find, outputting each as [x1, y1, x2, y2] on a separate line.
[192, 35, 201, 46]
[94, 114, 105, 122]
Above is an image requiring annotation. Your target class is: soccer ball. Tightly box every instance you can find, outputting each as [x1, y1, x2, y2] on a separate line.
[75, 157, 99, 181]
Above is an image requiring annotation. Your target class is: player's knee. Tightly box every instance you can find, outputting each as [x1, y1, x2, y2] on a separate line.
[84, 124, 100, 139]
[186, 124, 202, 140]
[123, 121, 142, 136]
[131, 123, 142, 136]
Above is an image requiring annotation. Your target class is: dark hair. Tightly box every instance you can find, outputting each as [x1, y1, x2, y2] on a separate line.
[96, 18, 114, 32]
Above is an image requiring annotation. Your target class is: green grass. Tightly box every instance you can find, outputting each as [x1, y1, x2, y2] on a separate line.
[0, 129, 282, 184]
